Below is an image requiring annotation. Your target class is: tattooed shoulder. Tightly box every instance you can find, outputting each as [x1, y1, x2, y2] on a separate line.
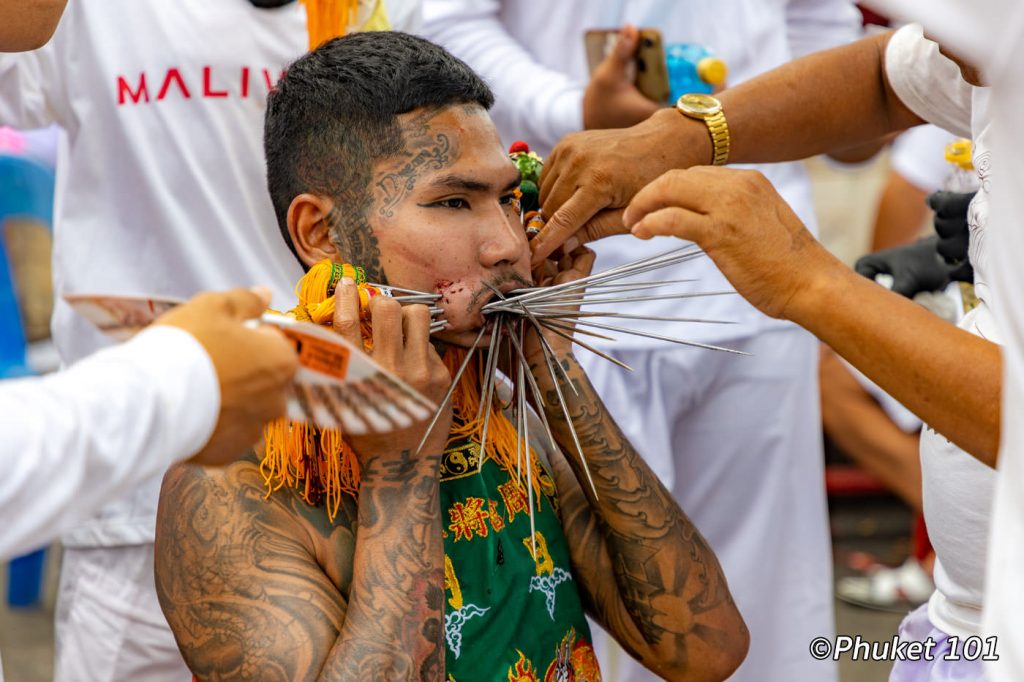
[155, 461, 358, 680]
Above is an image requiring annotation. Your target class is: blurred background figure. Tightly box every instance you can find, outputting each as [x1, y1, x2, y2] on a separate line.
[825, 124, 973, 615]
[423, 2, 862, 681]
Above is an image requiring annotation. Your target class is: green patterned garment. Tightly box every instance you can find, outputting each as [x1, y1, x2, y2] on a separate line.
[439, 434, 602, 682]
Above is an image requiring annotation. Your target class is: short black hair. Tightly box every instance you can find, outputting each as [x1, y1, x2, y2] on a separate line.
[264, 31, 495, 264]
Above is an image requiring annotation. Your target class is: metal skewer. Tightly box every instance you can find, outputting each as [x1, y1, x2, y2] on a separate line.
[368, 282, 443, 298]
[525, 316, 599, 500]
[484, 281, 577, 395]
[519, 330, 538, 555]
[484, 290, 735, 314]
[536, 319, 634, 371]
[526, 310, 734, 325]
[413, 324, 487, 455]
[501, 246, 705, 305]
[568, 319, 751, 355]
[475, 321, 504, 471]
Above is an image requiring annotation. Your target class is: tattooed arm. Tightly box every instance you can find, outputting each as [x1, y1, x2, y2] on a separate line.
[529, 352, 749, 681]
[155, 452, 445, 682]
[156, 294, 451, 681]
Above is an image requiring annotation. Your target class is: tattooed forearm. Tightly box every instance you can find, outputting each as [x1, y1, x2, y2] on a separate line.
[155, 453, 445, 682]
[531, 353, 748, 679]
[320, 451, 446, 681]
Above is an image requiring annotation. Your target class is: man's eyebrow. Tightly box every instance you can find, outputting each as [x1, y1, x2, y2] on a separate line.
[428, 170, 522, 194]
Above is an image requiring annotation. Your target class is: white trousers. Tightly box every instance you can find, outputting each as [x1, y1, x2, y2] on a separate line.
[579, 327, 836, 682]
[54, 544, 190, 682]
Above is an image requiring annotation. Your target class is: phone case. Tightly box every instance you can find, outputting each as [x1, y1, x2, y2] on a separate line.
[584, 28, 670, 103]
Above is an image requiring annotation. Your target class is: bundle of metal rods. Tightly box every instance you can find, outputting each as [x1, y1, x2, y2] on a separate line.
[413, 246, 748, 516]
[367, 281, 449, 334]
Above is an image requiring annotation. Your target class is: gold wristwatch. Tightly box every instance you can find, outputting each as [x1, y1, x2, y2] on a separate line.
[675, 93, 730, 166]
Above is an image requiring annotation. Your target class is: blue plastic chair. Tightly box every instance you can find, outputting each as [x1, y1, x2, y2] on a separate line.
[0, 153, 56, 607]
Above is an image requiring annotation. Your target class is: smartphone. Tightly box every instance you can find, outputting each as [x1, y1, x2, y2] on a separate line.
[584, 28, 671, 103]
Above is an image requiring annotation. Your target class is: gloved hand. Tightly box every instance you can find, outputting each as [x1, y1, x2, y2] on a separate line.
[928, 190, 976, 283]
[855, 236, 955, 298]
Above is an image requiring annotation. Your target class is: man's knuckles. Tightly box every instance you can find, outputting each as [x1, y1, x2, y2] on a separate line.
[333, 317, 361, 340]
[401, 304, 431, 328]
[403, 365, 432, 391]
[370, 296, 403, 324]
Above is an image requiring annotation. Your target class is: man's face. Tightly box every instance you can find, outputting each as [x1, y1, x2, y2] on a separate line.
[365, 105, 532, 346]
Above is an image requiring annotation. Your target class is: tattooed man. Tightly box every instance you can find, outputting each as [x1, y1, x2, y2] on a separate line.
[154, 32, 748, 682]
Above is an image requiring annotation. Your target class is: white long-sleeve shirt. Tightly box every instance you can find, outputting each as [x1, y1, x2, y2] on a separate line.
[864, 3, 1024, 675]
[876, 0, 1024, 676]
[425, 0, 862, 156]
[0, 325, 218, 561]
[422, 0, 862, 346]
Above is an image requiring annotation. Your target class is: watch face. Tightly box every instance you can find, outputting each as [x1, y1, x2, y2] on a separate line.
[677, 93, 722, 116]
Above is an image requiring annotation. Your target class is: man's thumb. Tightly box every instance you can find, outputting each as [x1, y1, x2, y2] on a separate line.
[215, 287, 272, 320]
[609, 25, 639, 70]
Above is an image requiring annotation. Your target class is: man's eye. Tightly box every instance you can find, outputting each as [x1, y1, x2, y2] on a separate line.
[431, 198, 469, 210]
[499, 193, 516, 206]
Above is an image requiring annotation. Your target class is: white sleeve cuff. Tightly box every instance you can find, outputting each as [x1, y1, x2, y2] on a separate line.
[122, 325, 220, 459]
[885, 24, 973, 139]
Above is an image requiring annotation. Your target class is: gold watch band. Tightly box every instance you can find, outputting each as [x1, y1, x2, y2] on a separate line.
[704, 111, 730, 166]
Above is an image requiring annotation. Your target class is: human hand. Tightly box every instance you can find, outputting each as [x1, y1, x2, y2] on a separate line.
[1, 0, 69, 52]
[155, 288, 299, 467]
[929, 190, 975, 283]
[534, 107, 708, 265]
[855, 236, 957, 298]
[623, 166, 834, 321]
[331, 278, 452, 464]
[583, 25, 662, 131]
[524, 247, 597, 366]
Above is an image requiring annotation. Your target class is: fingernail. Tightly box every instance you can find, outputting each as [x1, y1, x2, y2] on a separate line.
[250, 286, 273, 304]
[341, 277, 355, 287]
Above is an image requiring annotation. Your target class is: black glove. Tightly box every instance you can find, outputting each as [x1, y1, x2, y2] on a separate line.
[928, 190, 975, 283]
[248, 0, 295, 7]
[855, 236, 955, 298]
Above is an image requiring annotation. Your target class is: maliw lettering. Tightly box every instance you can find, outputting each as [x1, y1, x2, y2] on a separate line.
[116, 65, 287, 105]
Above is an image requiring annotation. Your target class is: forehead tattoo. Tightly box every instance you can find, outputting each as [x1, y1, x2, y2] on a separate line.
[375, 109, 461, 220]
[326, 109, 460, 284]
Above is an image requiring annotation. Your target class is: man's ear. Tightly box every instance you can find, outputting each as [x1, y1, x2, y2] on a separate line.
[287, 193, 339, 268]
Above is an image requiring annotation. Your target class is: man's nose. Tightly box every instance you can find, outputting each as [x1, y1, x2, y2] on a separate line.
[479, 208, 526, 268]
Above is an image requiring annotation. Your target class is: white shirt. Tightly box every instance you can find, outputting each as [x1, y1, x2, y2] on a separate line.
[885, 22, 999, 639]
[0, 0, 419, 548]
[891, 124, 961, 195]
[895, 0, 1024, 675]
[0, 326, 217, 561]
[984, 21, 1024, 682]
[867, 1, 1024, 674]
[422, 0, 862, 346]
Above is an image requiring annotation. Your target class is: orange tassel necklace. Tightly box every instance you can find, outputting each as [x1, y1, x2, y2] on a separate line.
[300, 0, 361, 49]
[260, 259, 546, 521]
